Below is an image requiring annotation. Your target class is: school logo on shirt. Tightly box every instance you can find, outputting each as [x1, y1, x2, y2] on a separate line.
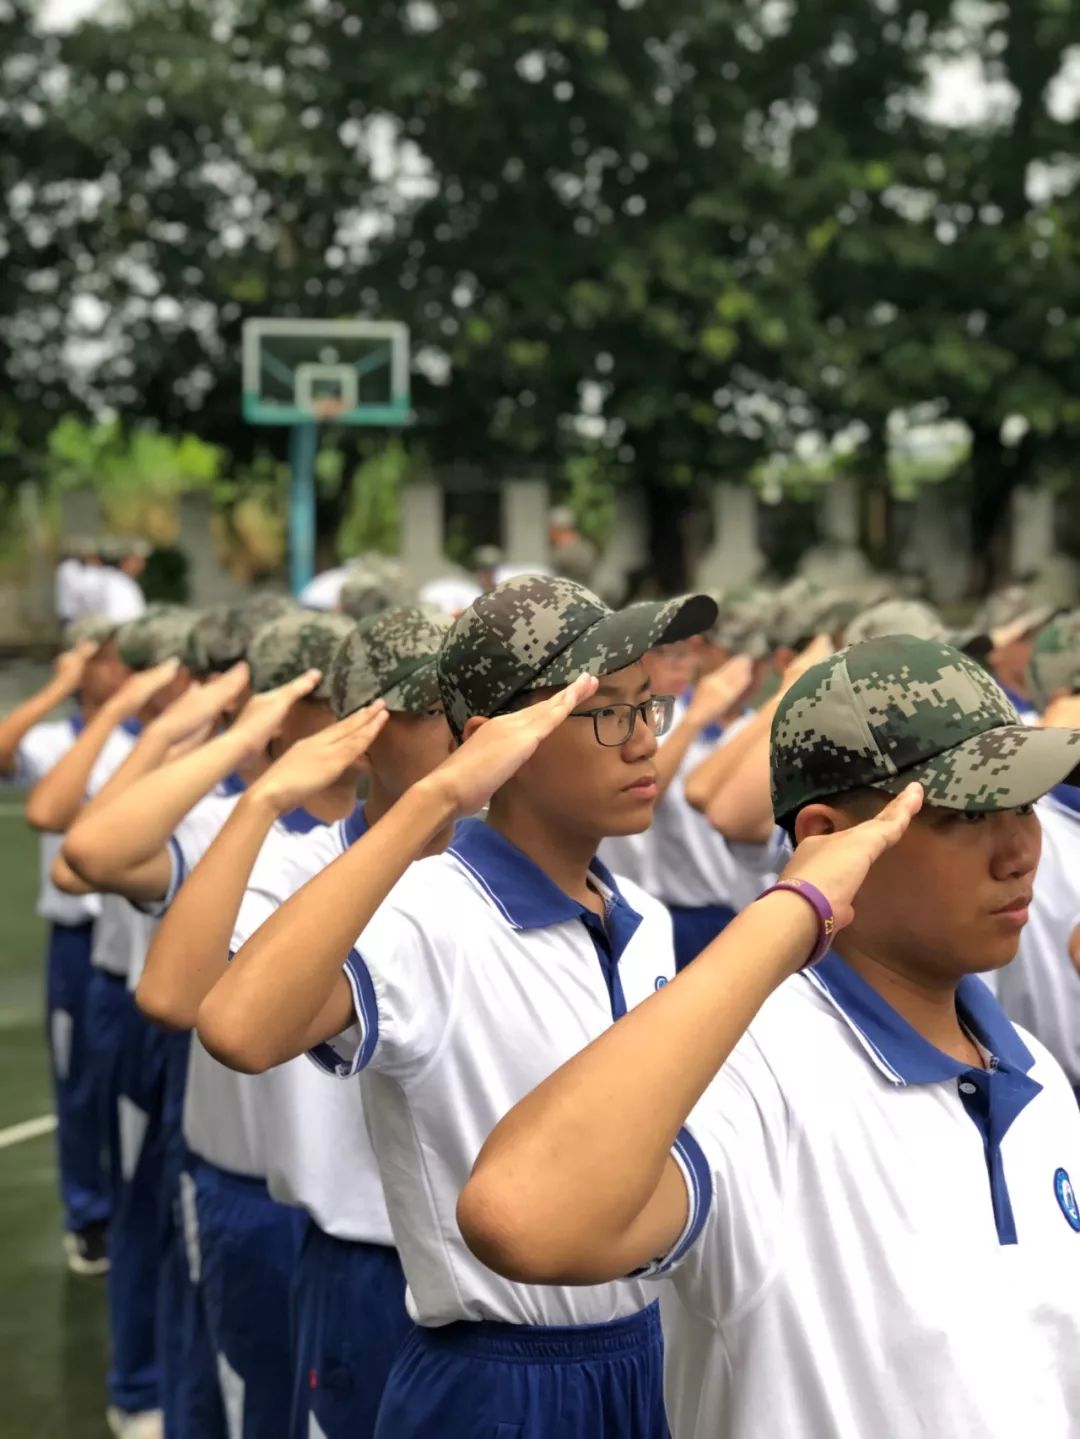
[1054, 1168, 1080, 1232]
[655, 976, 668, 991]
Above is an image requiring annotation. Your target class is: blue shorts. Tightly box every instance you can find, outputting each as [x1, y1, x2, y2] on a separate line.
[668, 903, 737, 973]
[291, 1222, 412, 1439]
[374, 1303, 668, 1438]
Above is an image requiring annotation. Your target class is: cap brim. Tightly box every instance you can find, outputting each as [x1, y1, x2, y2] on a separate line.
[381, 656, 442, 712]
[991, 607, 1055, 651]
[528, 593, 719, 688]
[871, 723, 1080, 812]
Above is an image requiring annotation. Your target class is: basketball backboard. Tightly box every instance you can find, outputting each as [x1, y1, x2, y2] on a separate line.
[242, 318, 411, 426]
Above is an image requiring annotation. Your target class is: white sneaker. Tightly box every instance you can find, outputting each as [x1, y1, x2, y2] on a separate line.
[105, 1407, 164, 1439]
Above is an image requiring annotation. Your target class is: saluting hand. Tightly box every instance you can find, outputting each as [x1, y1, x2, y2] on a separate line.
[248, 702, 388, 814]
[779, 783, 923, 933]
[423, 674, 600, 821]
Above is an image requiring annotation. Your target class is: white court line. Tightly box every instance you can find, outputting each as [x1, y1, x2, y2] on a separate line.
[0, 1114, 57, 1150]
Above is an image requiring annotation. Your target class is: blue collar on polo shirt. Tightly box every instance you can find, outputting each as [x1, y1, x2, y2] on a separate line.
[120, 717, 142, 737]
[998, 681, 1037, 720]
[277, 805, 323, 835]
[341, 802, 369, 848]
[219, 771, 246, 798]
[809, 950, 1043, 1245]
[448, 817, 643, 1019]
[1049, 783, 1080, 820]
[68, 711, 86, 738]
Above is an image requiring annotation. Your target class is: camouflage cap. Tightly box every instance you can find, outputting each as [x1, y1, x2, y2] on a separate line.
[246, 611, 356, 698]
[765, 578, 825, 649]
[338, 571, 400, 623]
[329, 606, 453, 717]
[844, 599, 951, 647]
[437, 574, 717, 739]
[701, 587, 771, 659]
[1028, 610, 1080, 712]
[771, 634, 1080, 823]
[116, 607, 201, 671]
[183, 594, 297, 676]
[66, 613, 119, 647]
[973, 585, 1054, 644]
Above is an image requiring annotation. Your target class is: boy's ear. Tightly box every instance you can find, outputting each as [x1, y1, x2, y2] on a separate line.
[794, 804, 838, 845]
[461, 714, 488, 743]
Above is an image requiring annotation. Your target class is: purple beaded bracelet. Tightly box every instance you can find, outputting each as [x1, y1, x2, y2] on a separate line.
[757, 879, 836, 967]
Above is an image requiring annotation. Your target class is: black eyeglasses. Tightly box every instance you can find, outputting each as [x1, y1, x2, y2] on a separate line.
[570, 694, 676, 747]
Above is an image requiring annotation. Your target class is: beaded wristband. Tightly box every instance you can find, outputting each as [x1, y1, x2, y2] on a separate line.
[757, 879, 835, 967]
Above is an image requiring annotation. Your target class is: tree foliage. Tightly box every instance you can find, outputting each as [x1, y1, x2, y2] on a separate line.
[3, 0, 1080, 583]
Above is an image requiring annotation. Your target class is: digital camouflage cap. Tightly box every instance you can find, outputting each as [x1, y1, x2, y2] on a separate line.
[116, 607, 202, 671]
[1028, 610, 1080, 712]
[437, 574, 717, 739]
[66, 613, 119, 647]
[770, 634, 1080, 823]
[973, 585, 1054, 644]
[844, 599, 951, 647]
[183, 594, 297, 676]
[247, 611, 356, 698]
[330, 606, 453, 717]
[702, 587, 771, 659]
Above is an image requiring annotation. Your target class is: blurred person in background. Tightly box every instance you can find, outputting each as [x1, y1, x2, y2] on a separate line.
[97, 538, 150, 624]
[973, 585, 1055, 721]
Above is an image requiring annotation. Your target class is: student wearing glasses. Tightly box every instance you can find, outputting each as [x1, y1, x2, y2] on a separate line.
[197, 575, 718, 1438]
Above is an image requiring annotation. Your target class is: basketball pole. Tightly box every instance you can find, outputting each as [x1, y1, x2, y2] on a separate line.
[288, 421, 319, 595]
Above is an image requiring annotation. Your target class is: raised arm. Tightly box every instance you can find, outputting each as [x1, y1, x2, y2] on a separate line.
[77, 663, 250, 824]
[0, 642, 98, 777]
[198, 675, 600, 1076]
[64, 669, 315, 900]
[652, 656, 753, 799]
[457, 785, 923, 1286]
[25, 660, 181, 832]
[138, 701, 386, 1030]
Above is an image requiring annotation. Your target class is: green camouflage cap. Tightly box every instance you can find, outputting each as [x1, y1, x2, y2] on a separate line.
[1028, 610, 1080, 711]
[66, 613, 119, 647]
[339, 570, 400, 622]
[844, 599, 951, 647]
[247, 611, 356, 698]
[703, 587, 772, 659]
[437, 575, 717, 739]
[183, 594, 297, 676]
[765, 578, 825, 649]
[330, 606, 453, 717]
[973, 585, 1054, 642]
[116, 607, 201, 671]
[771, 634, 1080, 823]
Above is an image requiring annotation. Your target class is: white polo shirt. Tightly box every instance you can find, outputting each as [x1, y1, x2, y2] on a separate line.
[55, 559, 85, 624]
[162, 782, 302, 1180]
[650, 702, 783, 911]
[232, 802, 393, 1245]
[312, 817, 678, 1328]
[85, 722, 149, 978]
[7, 715, 101, 927]
[996, 792, 1080, 1087]
[98, 568, 146, 622]
[650, 951, 1080, 1439]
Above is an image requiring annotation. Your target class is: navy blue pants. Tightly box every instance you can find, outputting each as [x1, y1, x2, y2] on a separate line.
[192, 1157, 304, 1438]
[92, 982, 166, 1414]
[668, 903, 737, 973]
[290, 1222, 412, 1439]
[46, 921, 110, 1233]
[373, 1303, 669, 1438]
